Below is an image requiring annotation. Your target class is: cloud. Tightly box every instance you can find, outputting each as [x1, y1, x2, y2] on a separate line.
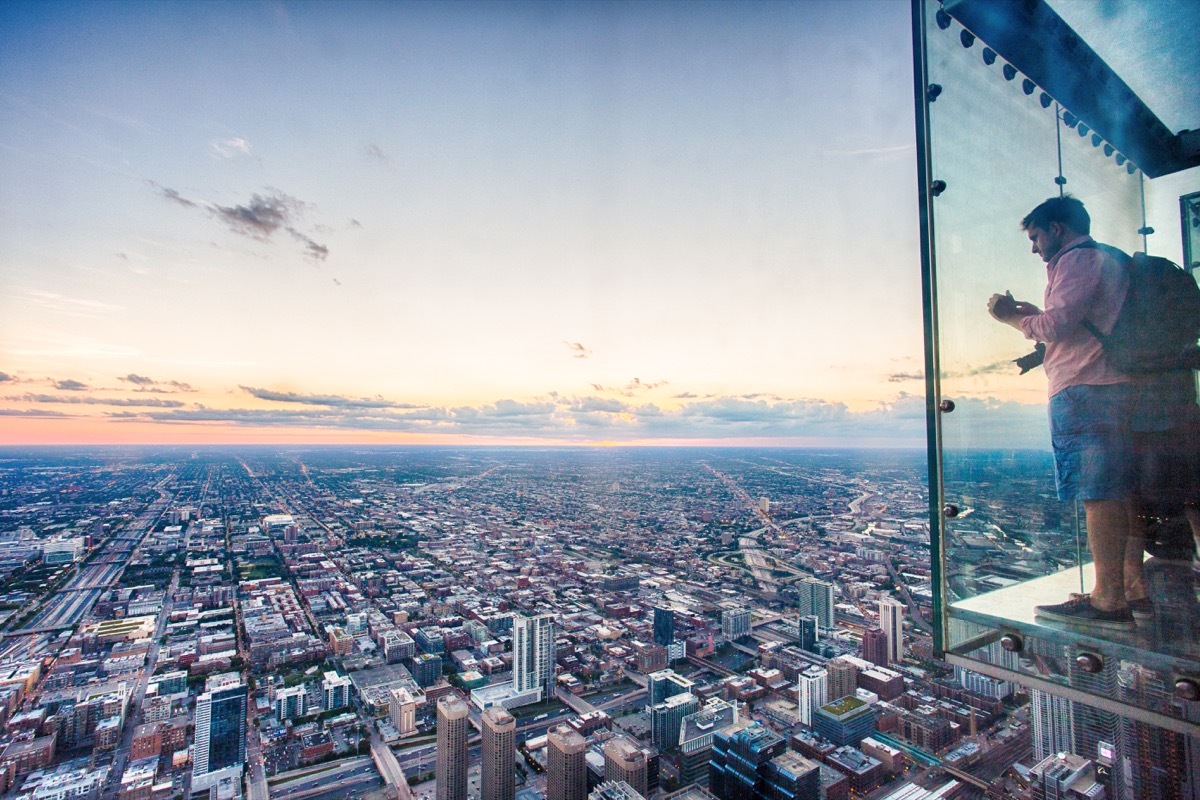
[54, 379, 88, 391]
[239, 386, 423, 409]
[564, 342, 591, 359]
[117, 374, 195, 392]
[210, 137, 253, 159]
[591, 377, 669, 397]
[364, 144, 389, 162]
[17, 289, 122, 318]
[0, 372, 12, 383]
[16, 393, 185, 408]
[155, 185, 329, 260]
[888, 359, 1014, 382]
[823, 143, 915, 157]
[154, 183, 197, 208]
[0, 408, 69, 418]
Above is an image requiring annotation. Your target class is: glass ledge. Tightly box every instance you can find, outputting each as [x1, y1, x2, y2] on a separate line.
[949, 557, 1200, 674]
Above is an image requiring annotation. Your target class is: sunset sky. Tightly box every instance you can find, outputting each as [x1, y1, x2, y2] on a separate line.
[3, 0, 1180, 447]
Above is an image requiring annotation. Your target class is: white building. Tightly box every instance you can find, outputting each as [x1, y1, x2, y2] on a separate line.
[513, 613, 556, 699]
[879, 596, 905, 664]
[390, 687, 418, 736]
[323, 671, 352, 711]
[797, 666, 828, 727]
[42, 537, 84, 565]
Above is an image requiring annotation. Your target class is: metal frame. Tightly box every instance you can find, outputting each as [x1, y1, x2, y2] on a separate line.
[946, 652, 1200, 738]
[911, 0, 945, 659]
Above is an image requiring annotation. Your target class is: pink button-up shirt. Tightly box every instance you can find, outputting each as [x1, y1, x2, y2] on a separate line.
[1018, 235, 1129, 398]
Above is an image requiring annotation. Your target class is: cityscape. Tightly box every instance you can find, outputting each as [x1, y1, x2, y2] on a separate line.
[0, 445, 1176, 800]
[2, 1, 1198, 799]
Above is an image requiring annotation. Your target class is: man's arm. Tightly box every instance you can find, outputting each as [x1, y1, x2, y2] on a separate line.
[1017, 252, 1103, 342]
[988, 292, 1041, 332]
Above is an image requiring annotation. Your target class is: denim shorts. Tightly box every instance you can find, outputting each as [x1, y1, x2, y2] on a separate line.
[1049, 382, 1135, 501]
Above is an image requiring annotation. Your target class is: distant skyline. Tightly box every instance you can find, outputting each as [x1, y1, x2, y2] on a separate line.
[0, 1, 1048, 447]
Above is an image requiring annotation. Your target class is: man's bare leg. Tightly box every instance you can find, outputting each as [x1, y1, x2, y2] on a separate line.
[1084, 499, 1130, 611]
[1124, 503, 1149, 602]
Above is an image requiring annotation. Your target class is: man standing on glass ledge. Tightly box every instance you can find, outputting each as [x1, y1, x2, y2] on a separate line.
[987, 195, 1140, 631]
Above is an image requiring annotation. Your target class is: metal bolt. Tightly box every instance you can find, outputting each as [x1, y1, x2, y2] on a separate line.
[1075, 653, 1103, 673]
[999, 634, 1023, 653]
[931, 180, 947, 197]
[927, 84, 943, 102]
[1175, 678, 1200, 702]
[939, 399, 955, 413]
[942, 504, 959, 518]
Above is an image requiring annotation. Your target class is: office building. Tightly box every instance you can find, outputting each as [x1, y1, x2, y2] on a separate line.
[709, 721, 786, 800]
[482, 706, 516, 800]
[513, 613, 557, 699]
[1028, 753, 1105, 800]
[878, 597, 904, 665]
[812, 697, 876, 748]
[651, 692, 699, 752]
[654, 607, 675, 647]
[436, 695, 469, 800]
[547, 724, 587, 800]
[762, 750, 820, 800]
[797, 666, 827, 728]
[603, 736, 648, 797]
[861, 628, 888, 667]
[797, 578, 835, 630]
[721, 608, 751, 642]
[679, 700, 738, 788]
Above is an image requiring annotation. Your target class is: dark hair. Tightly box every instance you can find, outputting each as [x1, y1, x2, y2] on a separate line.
[1021, 195, 1090, 234]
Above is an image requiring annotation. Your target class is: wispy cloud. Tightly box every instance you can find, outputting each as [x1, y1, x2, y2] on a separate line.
[16, 393, 185, 408]
[17, 289, 123, 318]
[239, 386, 423, 409]
[210, 137, 253, 159]
[564, 342, 591, 359]
[591, 377, 668, 396]
[53, 379, 88, 391]
[364, 144, 389, 163]
[0, 372, 12, 383]
[823, 143, 915, 157]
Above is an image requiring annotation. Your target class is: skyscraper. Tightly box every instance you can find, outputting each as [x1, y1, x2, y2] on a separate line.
[1031, 689, 1076, 762]
[603, 736, 649, 797]
[436, 695, 469, 800]
[513, 613, 557, 700]
[482, 706, 516, 800]
[653, 607, 675, 647]
[193, 675, 245, 775]
[798, 578, 835, 630]
[648, 669, 695, 707]
[192, 673, 246, 797]
[878, 597, 904, 664]
[709, 721, 786, 800]
[797, 615, 818, 653]
[547, 724, 587, 800]
[650, 692, 699, 751]
[797, 666, 828, 727]
[861, 627, 888, 667]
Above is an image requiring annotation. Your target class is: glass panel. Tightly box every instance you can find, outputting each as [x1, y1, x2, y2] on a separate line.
[919, 0, 1200, 732]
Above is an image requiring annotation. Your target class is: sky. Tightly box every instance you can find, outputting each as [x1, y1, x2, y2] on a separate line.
[0, 0, 1149, 448]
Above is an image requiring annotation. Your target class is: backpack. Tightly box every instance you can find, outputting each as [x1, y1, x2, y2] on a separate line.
[1076, 241, 1200, 374]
